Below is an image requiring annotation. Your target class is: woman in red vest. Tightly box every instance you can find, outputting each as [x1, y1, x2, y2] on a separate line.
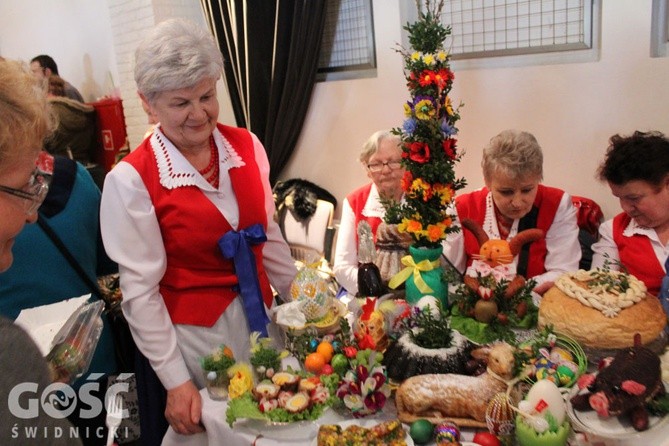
[333, 130, 404, 295]
[443, 130, 581, 295]
[592, 131, 669, 296]
[99, 19, 297, 444]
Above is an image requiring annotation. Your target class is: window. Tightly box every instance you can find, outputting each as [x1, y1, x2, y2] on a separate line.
[444, 0, 593, 59]
[400, 0, 600, 68]
[317, 0, 377, 81]
[651, 0, 669, 57]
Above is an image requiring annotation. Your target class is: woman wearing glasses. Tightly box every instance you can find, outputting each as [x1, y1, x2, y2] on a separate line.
[0, 62, 50, 271]
[0, 59, 82, 445]
[333, 130, 405, 295]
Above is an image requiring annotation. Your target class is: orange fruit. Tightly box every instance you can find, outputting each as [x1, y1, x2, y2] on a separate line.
[304, 352, 326, 374]
[223, 346, 234, 358]
[316, 341, 334, 363]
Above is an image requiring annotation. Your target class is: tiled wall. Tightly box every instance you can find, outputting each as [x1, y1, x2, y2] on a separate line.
[106, 0, 206, 149]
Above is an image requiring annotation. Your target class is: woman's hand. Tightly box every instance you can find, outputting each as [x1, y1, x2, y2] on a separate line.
[165, 380, 205, 435]
[533, 280, 554, 296]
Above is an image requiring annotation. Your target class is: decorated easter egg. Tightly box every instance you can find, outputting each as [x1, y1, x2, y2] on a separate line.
[409, 419, 434, 444]
[415, 295, 441, 318]
[556, 363, 577, 385]
[550, 346, 574, 363]
[434, 422, 460, 445]
[534, 357, 554, 370]
[524, 380, 566, 425]
[289, 267, 332, 322]
[535, 367, 558, 383]
[485, 392, 515, 436]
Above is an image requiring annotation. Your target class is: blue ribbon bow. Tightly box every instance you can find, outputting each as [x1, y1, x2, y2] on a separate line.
[218, 223, 270, 337]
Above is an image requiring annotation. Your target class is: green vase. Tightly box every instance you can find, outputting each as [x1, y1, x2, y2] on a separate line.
[404, 245, 447, 307]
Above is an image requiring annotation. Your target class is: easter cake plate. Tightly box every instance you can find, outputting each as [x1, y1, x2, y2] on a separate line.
[566, 381, 669, 440]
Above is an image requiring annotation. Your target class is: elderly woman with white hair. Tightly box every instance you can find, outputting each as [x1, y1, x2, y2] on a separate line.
[333, 130, 405, 295]
[443, 129, 580, 294]
[100, 19, 296, 443]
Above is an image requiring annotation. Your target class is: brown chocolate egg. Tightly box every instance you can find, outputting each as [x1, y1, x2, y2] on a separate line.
[485, 392, 515, 436]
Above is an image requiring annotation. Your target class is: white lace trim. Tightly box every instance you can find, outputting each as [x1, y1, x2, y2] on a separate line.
[151, 127, 245, 190]
[482, 192, 519, 240]
[622, 217, 659, 241]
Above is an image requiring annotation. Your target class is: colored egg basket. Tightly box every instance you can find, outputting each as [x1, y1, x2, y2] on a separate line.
[521, 332, 587, 388]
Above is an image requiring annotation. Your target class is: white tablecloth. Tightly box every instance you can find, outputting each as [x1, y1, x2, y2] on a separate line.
[161, 388, 669, 446]
[161, 389, 408, 446]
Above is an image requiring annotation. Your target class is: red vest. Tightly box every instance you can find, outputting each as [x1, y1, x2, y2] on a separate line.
[455, 185, 563, 278]
[347, 183, 383, 243]
[612, 213, 664, 296]
[124, 124, 273, 326]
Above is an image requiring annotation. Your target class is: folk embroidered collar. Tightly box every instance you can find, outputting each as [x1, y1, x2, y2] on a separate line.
[150, 126, 245, 190]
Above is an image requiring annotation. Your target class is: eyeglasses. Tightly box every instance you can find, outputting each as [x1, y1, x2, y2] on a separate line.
[0, 169, 50, 215]
[367, 160, 402, 173]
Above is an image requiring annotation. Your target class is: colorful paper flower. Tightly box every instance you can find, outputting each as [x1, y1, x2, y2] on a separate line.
[406, 141, 430, 163]
[403, 118, 417, 134]
[384, 1, 465, 248]
[413, 97, 437, 120]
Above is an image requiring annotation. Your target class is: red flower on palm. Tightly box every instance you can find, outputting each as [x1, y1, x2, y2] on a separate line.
[407, 141, 430, 163]
[418, 70, 436, 87]
[435, 68, 454, 88]
[443, 138, 457, 160]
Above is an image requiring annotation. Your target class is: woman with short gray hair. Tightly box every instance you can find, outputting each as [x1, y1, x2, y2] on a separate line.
[444, 129, 580, 295]
[100, 18, 296, 444]
[333, 130, 405, 295]
[481, 129, 543, 181]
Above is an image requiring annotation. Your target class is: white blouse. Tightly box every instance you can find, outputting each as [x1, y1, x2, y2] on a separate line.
[592, 217, 669, 272]
[333, 183, 385, 295]
[443, 189, 581, 286]
[100, 126, 296, 390]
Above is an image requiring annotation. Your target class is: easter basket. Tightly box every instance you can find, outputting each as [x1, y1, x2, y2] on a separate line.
[518, 328, 588, 389]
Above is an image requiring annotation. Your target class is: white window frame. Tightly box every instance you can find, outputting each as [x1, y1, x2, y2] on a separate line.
[651, 0, 669, 57]
[399, 0, 601, 70]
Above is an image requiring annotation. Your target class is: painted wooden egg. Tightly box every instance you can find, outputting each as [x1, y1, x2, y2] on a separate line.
[434, 422, 460, 445]
[485, 392, 515, 436]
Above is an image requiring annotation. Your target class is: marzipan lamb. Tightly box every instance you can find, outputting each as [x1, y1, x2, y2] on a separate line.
[394, 342, 516, 427]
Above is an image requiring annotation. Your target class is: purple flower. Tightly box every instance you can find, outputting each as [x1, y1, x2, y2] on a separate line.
[441, 118, 456, 136]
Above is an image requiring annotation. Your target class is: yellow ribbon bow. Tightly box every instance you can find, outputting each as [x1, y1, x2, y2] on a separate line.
[388, 255, 440, 293]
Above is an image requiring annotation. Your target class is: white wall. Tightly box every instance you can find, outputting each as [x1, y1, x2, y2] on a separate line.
[283, 0, 669, 221]
[2, 0, 668, 221]
[0, 0, 119, 103]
